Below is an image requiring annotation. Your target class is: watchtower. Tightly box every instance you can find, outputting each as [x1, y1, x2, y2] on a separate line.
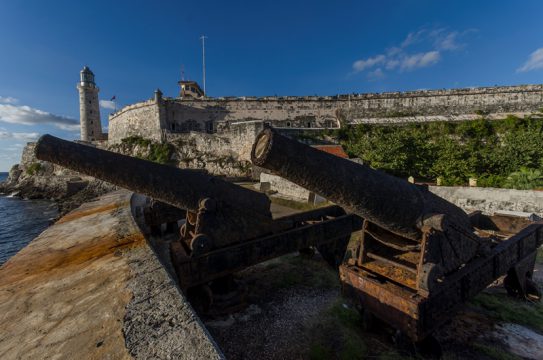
[77, 66, 102, 141]
[178, 80, 205, 99]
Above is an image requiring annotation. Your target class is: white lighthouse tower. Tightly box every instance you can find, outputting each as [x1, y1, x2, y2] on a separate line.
[77, 66, 103, 142]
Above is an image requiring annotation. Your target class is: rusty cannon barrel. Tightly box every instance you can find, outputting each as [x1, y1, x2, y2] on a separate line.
[35, 134, 271, 217]
[251, 128, 472, 240]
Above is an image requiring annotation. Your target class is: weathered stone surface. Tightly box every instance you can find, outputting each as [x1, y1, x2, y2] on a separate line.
[429, 186, 543, 216]
[0, 190, 222, 359]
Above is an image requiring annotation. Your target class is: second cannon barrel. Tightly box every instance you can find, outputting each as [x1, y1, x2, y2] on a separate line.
[251, 128, 471, 240]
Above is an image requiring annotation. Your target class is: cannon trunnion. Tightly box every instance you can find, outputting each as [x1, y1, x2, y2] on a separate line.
[251, 128, 542, 342]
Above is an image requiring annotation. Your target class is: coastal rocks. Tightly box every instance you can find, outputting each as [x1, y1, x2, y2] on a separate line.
[1, 162, 117, 217]
[109, 133, 253, 179]
[0, 142, 117, 217]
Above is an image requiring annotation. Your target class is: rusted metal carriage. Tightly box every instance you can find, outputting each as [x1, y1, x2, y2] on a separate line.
[251, 128, 542, 343]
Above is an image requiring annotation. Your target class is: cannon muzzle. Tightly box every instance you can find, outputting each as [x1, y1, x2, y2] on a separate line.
[251, 128, 471, 240]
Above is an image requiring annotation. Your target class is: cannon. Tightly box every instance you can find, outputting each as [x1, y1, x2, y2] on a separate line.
[34, 135, 361, 308]
[251, 128, 542, 343]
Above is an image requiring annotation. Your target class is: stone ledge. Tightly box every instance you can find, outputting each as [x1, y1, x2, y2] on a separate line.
[0, 190, 223, 359]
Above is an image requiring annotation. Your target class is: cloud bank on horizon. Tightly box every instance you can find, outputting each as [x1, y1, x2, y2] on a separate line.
[0, 96, 80, 172]
[352, 28, 473, 79]
[0, 98, 79, 132]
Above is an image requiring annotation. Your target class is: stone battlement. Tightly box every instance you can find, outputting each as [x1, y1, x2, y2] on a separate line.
[173, 84, 543, 102]
[109, 99, 157, 121]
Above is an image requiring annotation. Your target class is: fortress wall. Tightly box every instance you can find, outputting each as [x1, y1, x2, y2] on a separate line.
[107, 85, 543, 142]
[108, 100, 163, 143]
[345, 85, 543, 120]
[168, 85, 542, 129]
[429, 186, 543, 216]
[348, 112, 535, 125]
[167, 98, 340, 129]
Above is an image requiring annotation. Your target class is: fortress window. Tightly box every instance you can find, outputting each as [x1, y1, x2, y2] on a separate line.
[206, 121, 214, 133]
[89, 100, 91, 104]
[171, 123, 176, 131]
[286, 121, 291, 127]
[307, 122, 311, 128]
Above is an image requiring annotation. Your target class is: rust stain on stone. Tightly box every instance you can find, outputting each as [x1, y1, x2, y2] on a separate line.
[56, 202, 120, 224]
[0, 232, 144, 285]
[0, 191, 139, 360]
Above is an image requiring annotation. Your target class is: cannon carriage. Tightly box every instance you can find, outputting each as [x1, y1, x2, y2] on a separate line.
[251, 128, 542, 343]
[34, 131, 542, 350]
[34, 135, 360, 308]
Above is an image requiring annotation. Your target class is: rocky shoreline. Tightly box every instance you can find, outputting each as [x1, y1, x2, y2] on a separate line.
[0, 162, 116, 218]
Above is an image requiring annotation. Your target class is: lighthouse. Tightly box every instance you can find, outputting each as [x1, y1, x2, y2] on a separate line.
[77, 66, 103, 141]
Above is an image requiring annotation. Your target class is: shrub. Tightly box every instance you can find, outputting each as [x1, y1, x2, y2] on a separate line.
[336, 116, 543, 189]
[120, 136, 174, 165]
[504, 167, 543, 190]
[26, 162, 42, 176]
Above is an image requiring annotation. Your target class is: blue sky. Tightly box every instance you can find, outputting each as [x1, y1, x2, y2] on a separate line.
[1, 0, 543, 171]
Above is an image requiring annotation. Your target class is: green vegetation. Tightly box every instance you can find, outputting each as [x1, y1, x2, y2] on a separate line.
[470, 292, 543, 333]
[265, 255, 339, 290]
[26, 162, 42, 175]
[328, 115, 543, 189]
[120, 136, 174, 165]
[121, 135, 153, 148]
[307, 301, 368, 360]
[504, 167, 543, 190]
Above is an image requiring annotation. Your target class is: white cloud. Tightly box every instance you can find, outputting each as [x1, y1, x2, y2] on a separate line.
[368, 68, 385, 80]
[353, 55, 386, 73]
[99, 100, 116, 110]
[400, 51, 441, 71]
[435, 31, 460, 51]
[401, 30, 426, 48]
[0, 96, 18, 104]
[0, 131, 40, 141]
[0, 103, 79, 131]
[386, 59, 400, 70]
[517, 48, 543, 72]
[351, 27, 471, 78]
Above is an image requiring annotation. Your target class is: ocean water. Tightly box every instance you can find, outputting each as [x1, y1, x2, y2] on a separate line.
[0, 172, 58, 265]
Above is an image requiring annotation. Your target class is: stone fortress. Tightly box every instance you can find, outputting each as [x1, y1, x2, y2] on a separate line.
[78, 66, 543, 145]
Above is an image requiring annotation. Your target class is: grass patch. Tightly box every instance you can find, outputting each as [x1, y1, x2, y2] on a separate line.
[470, 292, 543, 332]
[120, 136, 174, 165]
[147, 142, 174, 164]
[26, 162, 42, 176]
[307, 300, 368, 360]
[266, 255, 340, 290]
[121, 135, 152, 147]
